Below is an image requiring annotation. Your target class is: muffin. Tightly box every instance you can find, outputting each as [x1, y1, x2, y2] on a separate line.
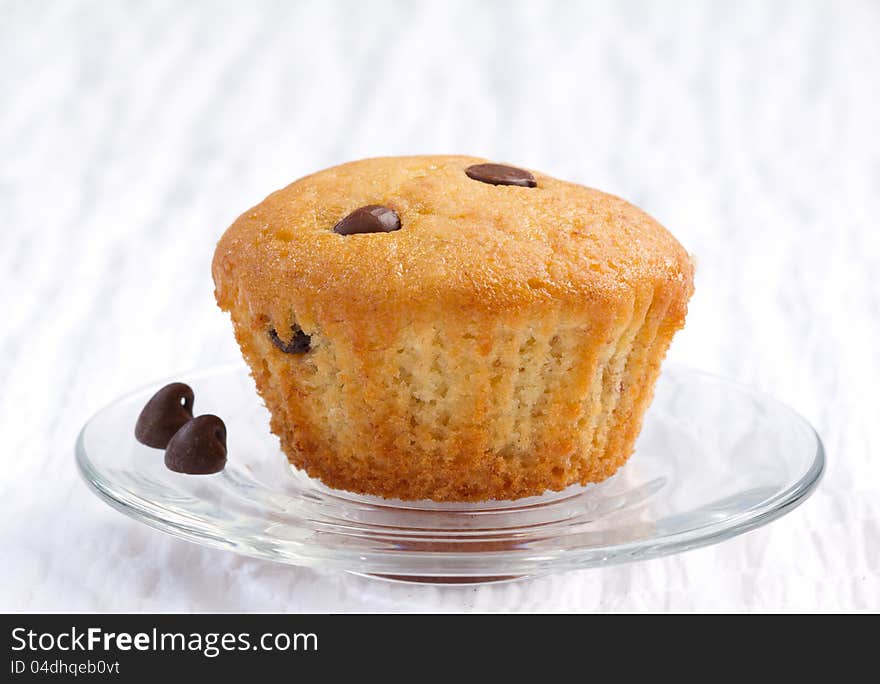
[212, 156, 694, 501]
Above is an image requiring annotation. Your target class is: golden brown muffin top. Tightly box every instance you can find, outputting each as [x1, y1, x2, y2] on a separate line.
[213, 155, 693, 335]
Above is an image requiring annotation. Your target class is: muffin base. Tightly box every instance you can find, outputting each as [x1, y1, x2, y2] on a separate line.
[227, 284, 680, 502]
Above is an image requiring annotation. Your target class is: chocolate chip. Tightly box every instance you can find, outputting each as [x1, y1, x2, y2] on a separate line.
[164, 415, 227, 474]
[269, 326, 311, 354]
[333, 205, 401, 235]
[135, 382, 195, 449]
[465, 163, 536, 187]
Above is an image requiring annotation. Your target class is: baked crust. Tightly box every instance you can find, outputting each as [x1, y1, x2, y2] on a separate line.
[213, 156, 694, 501]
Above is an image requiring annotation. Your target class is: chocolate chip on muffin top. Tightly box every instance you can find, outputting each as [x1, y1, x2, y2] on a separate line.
[333, 205, 401, 235]
[465, 163, 537, 187]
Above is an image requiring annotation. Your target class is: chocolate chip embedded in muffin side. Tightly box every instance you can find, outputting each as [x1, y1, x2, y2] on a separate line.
[134, 382, 195, 448]
[333, 205, 401, 235]
[164, 414, 227, 474]
[465, 163, 537, 188]
[268, 326, 311, 354]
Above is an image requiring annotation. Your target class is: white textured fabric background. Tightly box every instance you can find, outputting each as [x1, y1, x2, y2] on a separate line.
[2, 0, 878, 612]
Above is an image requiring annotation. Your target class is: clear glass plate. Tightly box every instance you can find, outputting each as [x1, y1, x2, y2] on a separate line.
[76, 363, 824, 584]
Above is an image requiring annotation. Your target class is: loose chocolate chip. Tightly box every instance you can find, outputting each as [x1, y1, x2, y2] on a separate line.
[465, 163, 537, 187]
[269, 326, 311, 354]
[164, 414, 227, 474]
[333, 205, 401, 235]
[135, 382, 195, 449]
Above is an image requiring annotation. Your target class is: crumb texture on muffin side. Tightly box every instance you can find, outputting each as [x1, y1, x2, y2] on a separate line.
[213, 155, 694, 501]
